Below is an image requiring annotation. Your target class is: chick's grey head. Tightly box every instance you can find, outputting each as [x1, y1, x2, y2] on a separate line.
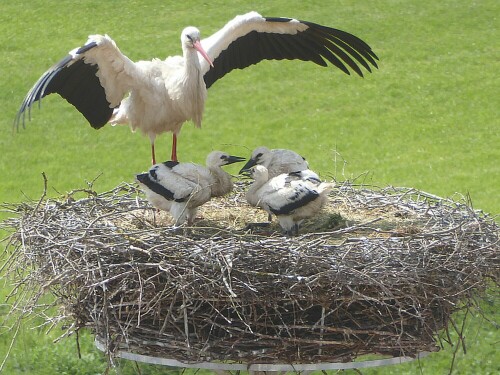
[206, 151, 246, 167]
[250, 165, 269, 180]
[251, 146, 273, 166]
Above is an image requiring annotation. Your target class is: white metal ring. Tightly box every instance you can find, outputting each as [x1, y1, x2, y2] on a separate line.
[95, 337, 431, 372]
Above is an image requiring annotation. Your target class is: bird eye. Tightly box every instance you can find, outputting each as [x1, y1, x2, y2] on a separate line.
[187, 35, 193, 42]
[256, 153, 263, 159]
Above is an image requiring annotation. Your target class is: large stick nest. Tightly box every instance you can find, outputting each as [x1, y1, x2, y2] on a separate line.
[1, 178, 499, 365]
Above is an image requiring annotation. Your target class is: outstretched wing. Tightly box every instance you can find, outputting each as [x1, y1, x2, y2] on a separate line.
[15, 34, 139, 129]
[201, 11, 378, 88]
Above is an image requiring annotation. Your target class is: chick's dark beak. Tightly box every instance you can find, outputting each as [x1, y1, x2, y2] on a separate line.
[226, 155, 246, 165]
[239, 158, 257, 174]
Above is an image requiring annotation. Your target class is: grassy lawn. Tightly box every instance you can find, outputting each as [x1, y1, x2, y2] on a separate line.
[0, 0, 498, 374]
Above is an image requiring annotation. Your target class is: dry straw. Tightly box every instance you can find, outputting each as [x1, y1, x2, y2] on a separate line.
[1, 176, 498, 367]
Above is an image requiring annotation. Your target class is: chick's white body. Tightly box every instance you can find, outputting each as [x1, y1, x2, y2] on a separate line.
[246, 166, 332, 235]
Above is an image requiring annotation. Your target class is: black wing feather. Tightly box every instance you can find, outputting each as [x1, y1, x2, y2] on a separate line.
[269, 185, 320, 216]
[312, 24, 379, 67]
[204, 17, 378, 88]
[136, 173, 186, 203]
[162, 161, 180, 169]
[272, 34, 327, 67]
[14, 43, 114, 130]
[312, 29, 378, 71]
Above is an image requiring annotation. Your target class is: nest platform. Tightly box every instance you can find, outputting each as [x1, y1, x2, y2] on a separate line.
[1, 180, 498, 367]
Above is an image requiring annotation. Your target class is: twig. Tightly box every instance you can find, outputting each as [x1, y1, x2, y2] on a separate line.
[31, 172, 48, 216]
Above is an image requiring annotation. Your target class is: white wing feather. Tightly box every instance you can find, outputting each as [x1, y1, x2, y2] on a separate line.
[81, 34, 140, 107]
[199, 11, 307, 74]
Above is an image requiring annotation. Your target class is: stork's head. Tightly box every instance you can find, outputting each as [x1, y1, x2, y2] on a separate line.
[239, 146, 272, 174]
[246, 165, 269, 182]
[206, 151, 245, 168]
[250, 146, 273, 166]
[181, 26, 214, 67]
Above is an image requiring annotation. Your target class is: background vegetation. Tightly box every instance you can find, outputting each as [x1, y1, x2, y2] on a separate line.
[1, 0, 498, 374]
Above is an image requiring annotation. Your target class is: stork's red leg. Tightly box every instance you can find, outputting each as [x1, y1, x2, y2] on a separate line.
[151, 143, 156, 165]
[171, 134, 178, 161]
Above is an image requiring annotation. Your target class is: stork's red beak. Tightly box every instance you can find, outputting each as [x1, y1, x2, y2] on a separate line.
[193, 40, 214, 67]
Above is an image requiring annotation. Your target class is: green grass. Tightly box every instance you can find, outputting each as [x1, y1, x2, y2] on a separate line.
[1, 0, 498, 373]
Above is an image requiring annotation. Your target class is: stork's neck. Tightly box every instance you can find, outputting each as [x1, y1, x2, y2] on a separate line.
[183, 47, 202, 76]
[208, 167, 233, 197]
[180, 45, 206, 128]
[246, 176, 268, 206]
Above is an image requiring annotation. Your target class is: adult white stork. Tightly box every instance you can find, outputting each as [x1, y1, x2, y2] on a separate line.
[244, 165, 332, 236]
[136, 151, 245, 225]
[239, 146, 310, 178]
[14, 11, 378, 163]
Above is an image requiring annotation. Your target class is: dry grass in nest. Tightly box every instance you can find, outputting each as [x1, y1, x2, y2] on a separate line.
[1, 176, 499, 366]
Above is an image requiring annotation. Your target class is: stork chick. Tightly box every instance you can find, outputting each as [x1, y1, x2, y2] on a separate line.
[239, 146, 310, 178]
[245, 165, 332, 236]
[136, 151, 244, 225]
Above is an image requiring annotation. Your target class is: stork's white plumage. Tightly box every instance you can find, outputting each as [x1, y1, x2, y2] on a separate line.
[15, 11, 378, 163]
[245, 165, 332, 236]
[136, 151, 244, 225]
[239, 146, 310, 178]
